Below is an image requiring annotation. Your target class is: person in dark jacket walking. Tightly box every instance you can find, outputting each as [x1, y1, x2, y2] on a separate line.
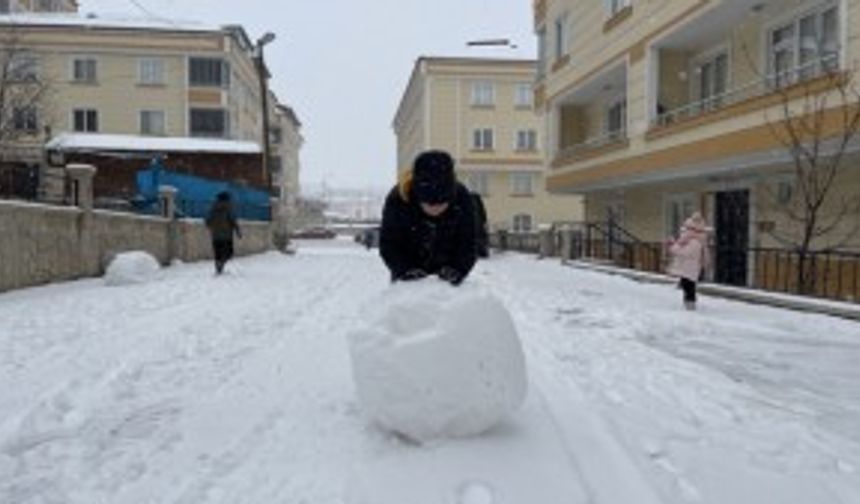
[206, 191, 242, 275]
[380, 150, 477, 286]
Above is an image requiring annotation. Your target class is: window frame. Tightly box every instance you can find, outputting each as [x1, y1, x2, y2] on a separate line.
[766, 1, 840, 87]
[72, 108, 99, 133]
[466, 172, 490, 197]
[664, 192, 697, 238]
[509, 172, 535, 196]
[472, 128, 494, 151]
[471, 81, 495, 107]
[515, 129, 539, 152]
[189, 107, 230, 138]
[12, 105, 38, 133]
[188, 57, 231, 88]
[604, 95, 627, 137]
[515, 83, 534, 108]
[139, 109, 167, 136]
[554, 12, 569, 61]
[512, 213, 533, 233]
[604, 0, 631, 18]
[138, 57, 166, 86]
[71, 56, 98, 84]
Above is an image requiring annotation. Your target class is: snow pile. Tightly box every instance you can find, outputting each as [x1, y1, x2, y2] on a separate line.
[104, 251, 161, 286]
[348, 281, 527, 442]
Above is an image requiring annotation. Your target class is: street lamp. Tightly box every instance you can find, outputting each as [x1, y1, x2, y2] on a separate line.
[255, 32, 276, 196]
[466, 38, 518, 49]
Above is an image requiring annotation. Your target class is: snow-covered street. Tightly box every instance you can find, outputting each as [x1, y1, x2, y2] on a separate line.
[2, 239, 859, 504]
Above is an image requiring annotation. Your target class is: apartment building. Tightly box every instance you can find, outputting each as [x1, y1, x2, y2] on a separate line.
[271, 102, 303, 216]
[0, 0, 76, 13]
[394, 57, 582, 233]
[536, 0, 860, 287]
[0, 10, 301, 212]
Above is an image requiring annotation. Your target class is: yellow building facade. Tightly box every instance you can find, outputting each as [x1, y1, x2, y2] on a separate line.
[394, 57, 582, 232]
[536, 0, 860, 289]
[0, 11, 300, 211]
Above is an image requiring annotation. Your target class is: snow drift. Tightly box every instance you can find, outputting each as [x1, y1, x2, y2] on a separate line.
[348, 281, 527, 442]
[104, 251, 161, 286]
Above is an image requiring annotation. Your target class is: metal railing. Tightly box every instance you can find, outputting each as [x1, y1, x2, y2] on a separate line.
[491, 220, 860, 304]
[556, 129, 627, 162]
[652, 54, 841, 128]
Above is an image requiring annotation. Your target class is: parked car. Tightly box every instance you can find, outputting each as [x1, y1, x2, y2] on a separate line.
[292, 227, 337, 239]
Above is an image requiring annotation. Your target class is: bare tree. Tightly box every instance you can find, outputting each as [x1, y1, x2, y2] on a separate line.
[0, 25, 52, 199]
[759, 59, 860, 294]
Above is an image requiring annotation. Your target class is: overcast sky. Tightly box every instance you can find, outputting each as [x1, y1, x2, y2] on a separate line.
[80, 0, 537, 193]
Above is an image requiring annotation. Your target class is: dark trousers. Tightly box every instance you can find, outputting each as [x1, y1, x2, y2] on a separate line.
[212, 239, 234, 273]
[680, 278, 697, 303]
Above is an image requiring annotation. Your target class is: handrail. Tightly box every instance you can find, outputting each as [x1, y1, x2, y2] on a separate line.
[557, 129, 627, 160]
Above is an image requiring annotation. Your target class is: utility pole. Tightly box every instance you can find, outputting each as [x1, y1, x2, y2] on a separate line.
[254, 32, 276, 195]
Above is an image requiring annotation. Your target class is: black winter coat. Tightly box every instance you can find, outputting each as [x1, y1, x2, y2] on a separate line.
[380, 182, 477, 282]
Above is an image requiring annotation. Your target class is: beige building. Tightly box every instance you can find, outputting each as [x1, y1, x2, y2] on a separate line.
[271, 101, 303, 216]
[536, 0, 860, 289]
[393, 56, 582, 232]
[0, 8, 301, 213]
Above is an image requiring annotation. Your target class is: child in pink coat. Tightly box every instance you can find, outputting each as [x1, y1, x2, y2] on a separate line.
[667, 212, 711, 310]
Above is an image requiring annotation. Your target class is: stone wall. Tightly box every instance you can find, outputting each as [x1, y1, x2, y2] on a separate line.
[0, 199, 273, 293]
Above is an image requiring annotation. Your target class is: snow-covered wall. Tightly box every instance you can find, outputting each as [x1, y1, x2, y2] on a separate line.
[0, 200, 272, 292]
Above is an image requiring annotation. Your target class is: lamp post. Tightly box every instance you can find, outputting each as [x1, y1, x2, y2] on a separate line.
[255, 32, 276, 195]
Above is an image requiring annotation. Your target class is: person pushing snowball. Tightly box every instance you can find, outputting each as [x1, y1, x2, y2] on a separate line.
[666, 211, 711, 311]
[380, 150, 477, 286]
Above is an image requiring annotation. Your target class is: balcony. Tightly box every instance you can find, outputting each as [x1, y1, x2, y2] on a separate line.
[651, 54, 842, 137]
[553, 129, 629, 168]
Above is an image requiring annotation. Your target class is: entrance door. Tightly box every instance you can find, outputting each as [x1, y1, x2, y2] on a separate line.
[714, 190, 750, 286]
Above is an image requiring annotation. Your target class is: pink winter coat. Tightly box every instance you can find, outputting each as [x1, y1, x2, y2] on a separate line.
[667, 230, 709, 282]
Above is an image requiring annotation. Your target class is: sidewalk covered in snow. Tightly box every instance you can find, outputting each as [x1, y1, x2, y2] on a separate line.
[1, 240, 858, 503]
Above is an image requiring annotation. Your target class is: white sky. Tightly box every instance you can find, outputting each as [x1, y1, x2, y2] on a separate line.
[79, 0, 537, 193]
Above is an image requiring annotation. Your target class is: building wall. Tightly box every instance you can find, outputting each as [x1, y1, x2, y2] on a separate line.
[0, 199, 272, 292]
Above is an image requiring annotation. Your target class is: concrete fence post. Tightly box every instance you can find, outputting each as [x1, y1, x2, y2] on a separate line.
[538, 224, 555, 259]
[66, 164, 98, 276]
[159, 185, 179, 265]
[66, 164, 96, 211]
[270, 196, 289, 252]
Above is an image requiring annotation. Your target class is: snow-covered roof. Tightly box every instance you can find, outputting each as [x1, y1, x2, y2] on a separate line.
[0, 12, 220, 33]
[46, 133, 261, 155]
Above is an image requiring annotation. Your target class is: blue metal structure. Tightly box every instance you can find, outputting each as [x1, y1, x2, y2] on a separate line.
[135, 157, 270, 221]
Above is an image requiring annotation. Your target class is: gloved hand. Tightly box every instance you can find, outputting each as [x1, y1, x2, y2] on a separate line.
[399, 269, 428, 281]
[438, 266, 463, 286]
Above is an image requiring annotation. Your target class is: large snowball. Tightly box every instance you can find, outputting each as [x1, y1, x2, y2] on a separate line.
[348, 281, 527, 442]
[104, 251, 161, 286]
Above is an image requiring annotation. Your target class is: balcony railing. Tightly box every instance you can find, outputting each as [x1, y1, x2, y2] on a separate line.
[556, 129, 628, 163]
[652, 54, 841, 128]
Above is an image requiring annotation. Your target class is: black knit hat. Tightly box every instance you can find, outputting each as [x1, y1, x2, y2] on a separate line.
[412, 150, 456, 204]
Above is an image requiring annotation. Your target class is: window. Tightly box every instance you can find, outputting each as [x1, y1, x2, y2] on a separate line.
[465, 172, 489, 196]
[696, 52, 728, 110]
[0, 0, 10, 14]
[513, 214, 533, 232]
[72, 57, 98, 83]
[471, 82, 494, 106]
[554, 13, 568, 60]
[190, 108, 229, 138]
[768, 4, 840, 86]
[665, 194, 696, 237]
[510, 172, 534, 196]
[189, 58, 231, 88]
[515, 83, 533, 108]
[140, 110, 166, 136]
[605, 0, 631, 17]
[472, 128, 494, 150]
[9, 55, 39, 81]
[270, 127, 283, 145]
[515, 129, 538, 151]
[605, 98, 627, 137]
[13, 106, 38, 132]
[73, 109, 98, 132]
[269, 155, 283, 177]
[138, 58, 165, 85]
[537, 28, 547, 79]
